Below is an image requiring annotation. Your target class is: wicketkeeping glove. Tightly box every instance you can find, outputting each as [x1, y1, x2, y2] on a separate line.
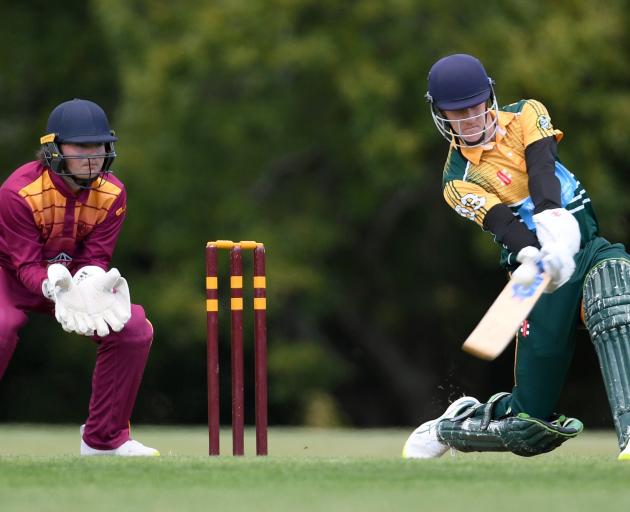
[42, 264, 82, 333]
[43, 264, 132, 337]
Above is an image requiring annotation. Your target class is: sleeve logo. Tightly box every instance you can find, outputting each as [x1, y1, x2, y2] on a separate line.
[455, 193, 486, 220]
[536, 115, 552, 130]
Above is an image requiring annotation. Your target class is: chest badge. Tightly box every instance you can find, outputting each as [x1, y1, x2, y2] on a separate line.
[47, 252, 73, 266]
[77, 222, 91, 237]
[497, 169, 512, 186]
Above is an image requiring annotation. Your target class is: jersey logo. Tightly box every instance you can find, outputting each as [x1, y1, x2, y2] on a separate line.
[497, 169, 512, 185]
[77, 222, 91, 237]
[520, 320, 530, 338]
[536, 115, 552, 130]
[47, 252, 73, 266]
[455, 193, 486, 220]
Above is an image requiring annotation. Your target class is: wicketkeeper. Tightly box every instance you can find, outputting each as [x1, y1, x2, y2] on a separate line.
[403, 54, 630, 460]
[0, 99, 158, 456]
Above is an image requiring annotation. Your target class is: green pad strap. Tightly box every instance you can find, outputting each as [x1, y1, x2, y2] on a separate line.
[437, 410, 583, 457]
[583, 259, 630, 449]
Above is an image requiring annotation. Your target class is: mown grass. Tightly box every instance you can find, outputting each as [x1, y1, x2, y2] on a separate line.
[0, 426, 629, 512]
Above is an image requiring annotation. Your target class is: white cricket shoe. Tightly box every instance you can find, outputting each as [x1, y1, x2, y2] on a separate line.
[402, 396, 480, 459]
[618, 442, 630, 461]
[80, 425, 160, 457]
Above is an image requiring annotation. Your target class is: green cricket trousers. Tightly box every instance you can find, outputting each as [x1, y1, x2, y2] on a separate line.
[505, 236, 630, 419]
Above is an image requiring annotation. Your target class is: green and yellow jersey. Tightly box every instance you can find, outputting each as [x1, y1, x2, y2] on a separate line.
[442, 99, 599, 268]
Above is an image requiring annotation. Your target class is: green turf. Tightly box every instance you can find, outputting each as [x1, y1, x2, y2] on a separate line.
[1, 426, 629, 512]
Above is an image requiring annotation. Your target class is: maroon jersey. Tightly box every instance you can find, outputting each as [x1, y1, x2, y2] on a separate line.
[0, 161, 127, 295]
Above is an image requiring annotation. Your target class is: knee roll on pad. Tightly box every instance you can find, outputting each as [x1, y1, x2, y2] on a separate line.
[583, 259, 630, 449]
[436, 393, 583, 457]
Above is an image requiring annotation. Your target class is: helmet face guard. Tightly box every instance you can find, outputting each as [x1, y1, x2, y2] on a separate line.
[427, 90, 499, 149]
[425, 54, 499, 148]
[40, 99, 118, 189]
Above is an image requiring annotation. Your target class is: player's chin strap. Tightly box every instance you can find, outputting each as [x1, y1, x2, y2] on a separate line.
[436, 392, 583, 457]
[583, 258, 630, 450]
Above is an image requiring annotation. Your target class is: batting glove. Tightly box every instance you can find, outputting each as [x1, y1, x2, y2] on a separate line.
[512, 246, 541, 287]
[539, 242, 576, 293]
[532, 208, 581, 256]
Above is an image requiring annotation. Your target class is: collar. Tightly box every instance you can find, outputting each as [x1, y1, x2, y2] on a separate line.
[456, 110, 516, 165]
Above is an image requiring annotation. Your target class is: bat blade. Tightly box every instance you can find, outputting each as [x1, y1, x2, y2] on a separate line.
[462, 272, 551, 360]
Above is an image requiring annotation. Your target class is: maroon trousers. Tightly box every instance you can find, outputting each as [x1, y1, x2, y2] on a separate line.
[0, 267, 153, 450]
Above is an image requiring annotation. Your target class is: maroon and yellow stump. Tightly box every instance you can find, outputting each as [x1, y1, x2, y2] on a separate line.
[253, 244, 268, 455]
[205, 240, 268, 456]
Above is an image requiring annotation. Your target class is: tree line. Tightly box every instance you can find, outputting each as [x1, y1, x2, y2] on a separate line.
[0, 0, 628, 427]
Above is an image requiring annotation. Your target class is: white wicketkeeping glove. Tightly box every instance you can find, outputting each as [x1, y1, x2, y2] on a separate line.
[42, 264, 82, 333]
[43, 264, 132, 337]
[532, 208, 581, 256]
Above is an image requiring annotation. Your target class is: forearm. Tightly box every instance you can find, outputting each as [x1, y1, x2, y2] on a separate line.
[17, 263, 48, 296]
[525, 136, 561, 214]
[483, 204, 539, 253]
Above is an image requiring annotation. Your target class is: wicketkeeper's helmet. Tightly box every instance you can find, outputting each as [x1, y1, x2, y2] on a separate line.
[425, 54, 499, 147]
[40, 98, 117, 182]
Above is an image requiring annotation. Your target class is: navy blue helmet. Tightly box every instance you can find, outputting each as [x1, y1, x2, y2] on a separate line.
[425, 54, 498, 147]
[426, 54, 494, 110]
[46, 99, 118, 144]
[40, 99, 117, 184]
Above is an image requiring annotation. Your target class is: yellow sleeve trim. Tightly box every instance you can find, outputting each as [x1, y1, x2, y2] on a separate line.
[521, 99, 563, 146]
[443, 180, 502, 227]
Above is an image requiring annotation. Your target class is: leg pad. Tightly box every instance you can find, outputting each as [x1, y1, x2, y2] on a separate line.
[583, 259, 630, 449]
[437, 393, 583, 457]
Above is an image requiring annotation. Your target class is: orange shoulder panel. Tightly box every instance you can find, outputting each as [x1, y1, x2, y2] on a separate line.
[18, 171, 66, 239]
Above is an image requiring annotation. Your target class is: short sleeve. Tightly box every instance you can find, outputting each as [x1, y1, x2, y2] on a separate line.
[443, 179, 503, 228]
[519, 99, 563, 147]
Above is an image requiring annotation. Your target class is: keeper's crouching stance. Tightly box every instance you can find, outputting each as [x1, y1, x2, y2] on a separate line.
[404, 54, 630, 460]
[0, 99, 158, 456]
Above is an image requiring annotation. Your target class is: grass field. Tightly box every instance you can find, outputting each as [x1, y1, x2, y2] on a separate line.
[1, 426, 629, 511]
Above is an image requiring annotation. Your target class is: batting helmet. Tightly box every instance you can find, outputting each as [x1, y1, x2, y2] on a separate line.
[425, 54, 499, 147]
[426, 54, 494, 110]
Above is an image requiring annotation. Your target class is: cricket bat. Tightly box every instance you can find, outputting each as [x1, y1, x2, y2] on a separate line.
[462, 271, 550, 360]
